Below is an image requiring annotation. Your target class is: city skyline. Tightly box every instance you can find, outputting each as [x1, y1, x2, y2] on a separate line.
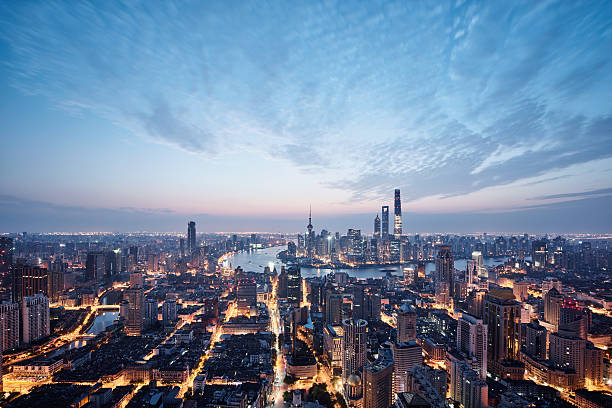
[1, 1, 612, 233]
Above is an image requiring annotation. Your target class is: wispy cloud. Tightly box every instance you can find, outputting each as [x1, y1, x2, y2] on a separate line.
[0, 0, 611, 211]
[530, 187, 612, 201]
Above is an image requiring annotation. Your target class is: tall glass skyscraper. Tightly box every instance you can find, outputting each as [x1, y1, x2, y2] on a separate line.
[187, 221, 196, 255]
[394, 189, 402, 238]
[381, 206, 389, 238]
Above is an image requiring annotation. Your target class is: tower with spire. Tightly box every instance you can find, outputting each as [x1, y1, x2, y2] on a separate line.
[306, 206, 315, 259]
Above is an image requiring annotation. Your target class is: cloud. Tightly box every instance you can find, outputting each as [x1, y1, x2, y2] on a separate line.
[530, 187, 612, 201]
[0, 0, 611, 213]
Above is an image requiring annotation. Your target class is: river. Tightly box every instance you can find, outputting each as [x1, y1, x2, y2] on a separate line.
[224, 246, 510, 278]
[87, 311, 119, 335]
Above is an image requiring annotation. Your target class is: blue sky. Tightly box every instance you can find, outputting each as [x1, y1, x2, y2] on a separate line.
[1, 0, 611, 233]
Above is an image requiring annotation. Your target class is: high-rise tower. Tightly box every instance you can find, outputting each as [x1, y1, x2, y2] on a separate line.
[306, 206, 314, 258]
[287, 265, 302, 308]
[374, 214, 381, 238]
[457, 313, 488, 379]
[484, 290, 521, 375]
[187, 221, 196, 255]
[342, 319, 367, 383]
[435, 245, 455, 304]
[381, 206, 389, 238]
[394, 189, 402, 238]
[397, 303, 417, 342]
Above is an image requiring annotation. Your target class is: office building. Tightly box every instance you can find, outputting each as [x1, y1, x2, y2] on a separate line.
[394, 189, 402, 238]
[237, 278, 257, 314]
[549, 332, 586, 386]
[407, 365, 447, 408]
[162, 299, 178, 327]
[326, 293, 343, 324]
[278, 266, 288, 299]
[363, 347, 394, 408]
[381, 206, 389, 238]
[558, 299, 587, 339]
[532, 240, 547, 268]
[342, 318, 368, 394]
[457, 313, 487, 379]
[522, 321, 547, 360]
[543, 287, 564, 330]
[434, 245, 454, 303]
[392, 340, 423, 395]
[144, 298, 158, 328]
[187, 221, 196, 255]
[12, 265, 48, 303]
[484, 290, 521, 373]
[397, 303, 417, 343]
[48, 259, 65, 302]
[353, 284, 381, 322]
[85, 251, 106, 282]
[21, 294, 50, 345]
[287, 265, 302, 308]
[0, 301, 20, 352]
[449, 360, 488, 408]
[124, 287, 144, 336]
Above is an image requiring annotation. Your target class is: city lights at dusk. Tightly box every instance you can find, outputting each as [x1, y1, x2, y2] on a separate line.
[1, 2, 612, 408]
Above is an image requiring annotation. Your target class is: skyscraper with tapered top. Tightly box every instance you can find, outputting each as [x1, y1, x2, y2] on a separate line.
[394, 189, 402, 238]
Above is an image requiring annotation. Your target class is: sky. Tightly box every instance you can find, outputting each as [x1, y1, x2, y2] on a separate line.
[1, 0, 612, 233]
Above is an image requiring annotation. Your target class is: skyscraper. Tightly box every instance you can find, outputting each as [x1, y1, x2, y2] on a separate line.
[278, 266, 288, 299]
[85, 252, 105, 282]
[187, 221, 196, 255]
[484, 291, 521, 374]
[456, 313, 488, 379]
[144, 298, 158, 328]
[549, 332, 586, 387]
[543, 287, 564, 330]
[12, 265, 48, 303]
[394, 189, 402, 238]
[342, 318, 368, 392]
[363, 346, 394, 408]
[374, 214, 381, 238]
[162, 299, 178, 327]
[435, 245, 454, 304]
[287, 265, 302, 308]
[237, 277, 257, 314]
[0, 301, 20, 352]
[397, 303, 417, 343]
[392, 340, 423, 396]
[532, 240, 547, 268]
[381, 206, 389, 238]
[21, 294, 50, 344]
[49, 259, 65, 302]
[325, 293, 343, 324]
[125, 275, 144, 336]
[449, 360, 488, 408]
[522, 321, 547, 360]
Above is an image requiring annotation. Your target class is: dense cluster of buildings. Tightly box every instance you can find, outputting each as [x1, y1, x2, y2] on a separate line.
[0, 203, 611, 407]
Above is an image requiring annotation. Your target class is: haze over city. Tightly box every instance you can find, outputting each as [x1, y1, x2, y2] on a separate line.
[1, 1, 612, 233]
